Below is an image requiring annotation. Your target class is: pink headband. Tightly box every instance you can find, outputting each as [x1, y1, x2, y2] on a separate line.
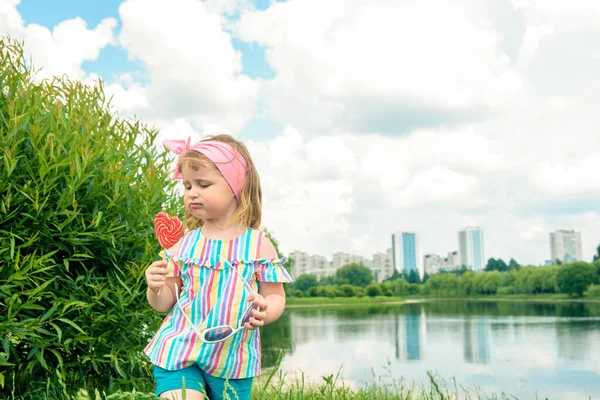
[164, 137, 248, 202]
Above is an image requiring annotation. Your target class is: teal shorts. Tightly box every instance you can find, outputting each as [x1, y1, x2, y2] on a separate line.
[154, 364, 254, 400]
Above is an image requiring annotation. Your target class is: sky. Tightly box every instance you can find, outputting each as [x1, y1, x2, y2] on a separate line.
[2, 0, 599, 266]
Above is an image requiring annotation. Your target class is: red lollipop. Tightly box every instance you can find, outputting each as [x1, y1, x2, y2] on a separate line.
[154, 212, 184, 248]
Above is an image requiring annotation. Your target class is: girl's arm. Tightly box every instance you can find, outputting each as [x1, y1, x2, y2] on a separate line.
[258, 282, 286, 325]
[245, 237, 287, 329]
[145, 259, 182, 312]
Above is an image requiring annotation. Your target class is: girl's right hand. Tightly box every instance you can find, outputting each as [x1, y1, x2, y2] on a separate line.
[145, 260, 168, 293]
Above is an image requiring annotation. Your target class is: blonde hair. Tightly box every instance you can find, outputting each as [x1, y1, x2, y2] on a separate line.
[177, 134, 262, 231]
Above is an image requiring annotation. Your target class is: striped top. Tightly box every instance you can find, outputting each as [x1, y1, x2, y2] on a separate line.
[144, 228, 292, 378]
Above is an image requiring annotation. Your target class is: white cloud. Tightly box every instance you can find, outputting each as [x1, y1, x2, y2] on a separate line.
[251, 126, 497, 259]
[531, 154, 600, 196]
[255, 120, 598, 263]
[398, 166, 480, 207]
[517, 24, 554, 68]
[249, 127, 354, 251]
[0, 0, 22, 33]
[117, 0, 257, 130]
[0, 1, 116, 80]
[232, 0, 599, 265]
[104, 78, 149, 115]
[3, 0, 600, 266]
[238, 0, 524, 133]
[511, 0, 600, 25]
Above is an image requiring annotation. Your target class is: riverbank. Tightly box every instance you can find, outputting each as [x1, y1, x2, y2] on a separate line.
[286, 296, 405, 308]
[286, 294, 600, 309]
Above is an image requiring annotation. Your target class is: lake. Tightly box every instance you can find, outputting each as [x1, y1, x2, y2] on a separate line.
[260, 300, 600, 399]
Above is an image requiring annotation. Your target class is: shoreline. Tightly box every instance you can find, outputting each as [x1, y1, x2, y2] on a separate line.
[405, 296, 600, 303]
[286, 300, 405, 308]
[286, 296, 600, 309]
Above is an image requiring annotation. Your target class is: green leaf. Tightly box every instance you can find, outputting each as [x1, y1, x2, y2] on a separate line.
[57, 318, 87, 335]
[33, 348, 48, 370]
[49, 322, 63, 343]
[40, 302, 60, 322]
[21, 303, 45, 310]
[49, 349, 63, 369]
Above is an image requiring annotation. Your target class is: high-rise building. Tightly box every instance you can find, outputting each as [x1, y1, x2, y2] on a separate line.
[372, 248, 393, 282]
[392, 232, 422, 278]
[458, 227, 485, 271]
[550, 230, 583, 263]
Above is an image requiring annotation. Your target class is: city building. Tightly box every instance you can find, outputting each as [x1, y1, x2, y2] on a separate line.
[392, 232, 423, 279]
[332, 252, 367, 270]
[550, 229, 583, 263]
[372, 248, 393, 282]
[289, 250, 332, 280]
[423, 254, 443, 275]
[443, 251, 460, 271]
[458, 227, 485, 271]
[422, 251, 460, 275]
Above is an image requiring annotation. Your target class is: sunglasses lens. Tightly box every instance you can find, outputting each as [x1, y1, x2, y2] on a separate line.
[241, 305, 259, 325]
[203, 326, 233, 343]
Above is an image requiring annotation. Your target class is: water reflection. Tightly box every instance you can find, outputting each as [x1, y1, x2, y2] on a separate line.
[463, 317, 489, 364]
[395, 310, 425, 361]
[260, 300, 600, 399]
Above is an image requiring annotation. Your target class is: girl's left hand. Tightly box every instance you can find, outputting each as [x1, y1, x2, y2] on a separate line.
[245, 293, 268, 330]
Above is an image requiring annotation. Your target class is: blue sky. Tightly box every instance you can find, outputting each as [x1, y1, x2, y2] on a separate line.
[3, 0, 600, 265]
[16, 0, 279, 140]
[17, 0, 275, 81]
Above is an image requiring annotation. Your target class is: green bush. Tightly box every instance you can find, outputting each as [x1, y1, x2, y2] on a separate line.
[407, 283, 421, 296]
[584, 284, 600, 298]
[496, 286, 514, 296]
[291, 273, 317, 293]
[393, 278, 410, 296]
[0, 38, 179, 396]
[365, 284, 382, 297]
[318, 286, 337, 298]
[337, 283, 357, 297]
[557, 262, 597, 297]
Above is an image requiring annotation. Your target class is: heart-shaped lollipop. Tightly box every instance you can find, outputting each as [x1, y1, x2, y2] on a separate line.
[154, 212, 184, 248]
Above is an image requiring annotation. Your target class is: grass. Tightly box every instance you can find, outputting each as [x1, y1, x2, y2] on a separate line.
[58, 351, 518, 400]
[253, 353, 518, 400]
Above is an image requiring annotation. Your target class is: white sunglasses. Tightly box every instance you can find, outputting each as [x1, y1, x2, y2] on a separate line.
[175, 261, 261, 343]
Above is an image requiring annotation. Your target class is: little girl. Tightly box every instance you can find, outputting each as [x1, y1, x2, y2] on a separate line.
[144, 134, 292, 400]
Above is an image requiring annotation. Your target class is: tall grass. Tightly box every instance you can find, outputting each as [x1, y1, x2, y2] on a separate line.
[23, 350, 522, 400]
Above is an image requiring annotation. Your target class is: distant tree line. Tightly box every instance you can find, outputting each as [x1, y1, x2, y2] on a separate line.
[288, 255, 600, 299]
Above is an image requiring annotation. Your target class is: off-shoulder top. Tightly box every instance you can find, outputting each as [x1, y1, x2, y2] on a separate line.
[144, 228, 292, 378]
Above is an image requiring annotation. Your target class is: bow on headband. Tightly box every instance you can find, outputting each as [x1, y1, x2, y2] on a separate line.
[164, 137, 248, 202]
